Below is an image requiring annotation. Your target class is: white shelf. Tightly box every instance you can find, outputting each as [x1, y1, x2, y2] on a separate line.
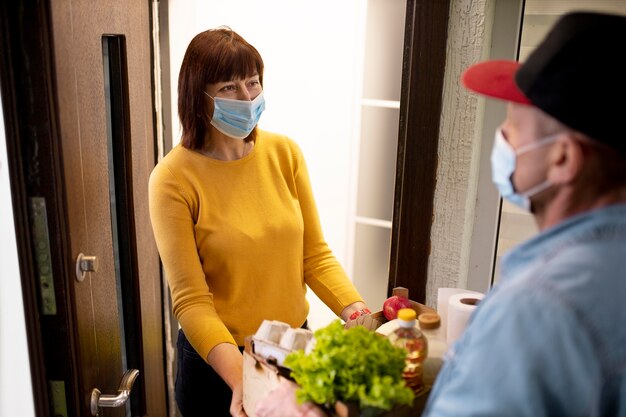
[361, 98, 400, 109]
[355, 216, 393, 229]
[350, 0, 406, 306]
[353, 223, 392, 310]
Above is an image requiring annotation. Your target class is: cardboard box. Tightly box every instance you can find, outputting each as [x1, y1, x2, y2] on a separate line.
[243, 344, 431, 417]
[242, 292, 436, 417]
[333, 392, 431, 417]
[345, 287, 437, 332]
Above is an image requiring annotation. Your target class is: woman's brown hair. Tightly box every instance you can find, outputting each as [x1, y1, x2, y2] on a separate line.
[178, 27, 264, 150]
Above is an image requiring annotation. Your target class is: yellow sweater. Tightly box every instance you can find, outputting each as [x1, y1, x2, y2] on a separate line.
[149, 129, 363, 361]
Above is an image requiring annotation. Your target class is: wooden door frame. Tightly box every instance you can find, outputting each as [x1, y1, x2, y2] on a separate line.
[0, 1, 166, 416]
[389, 0, 451, 303]
[0, 1, 77, 416]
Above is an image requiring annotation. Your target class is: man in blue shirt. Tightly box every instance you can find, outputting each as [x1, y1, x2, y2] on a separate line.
[255, 11, 626, 417]
[424, 11, 626, 417]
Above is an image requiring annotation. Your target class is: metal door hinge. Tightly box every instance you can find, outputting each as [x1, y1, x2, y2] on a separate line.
[29, 197, 57, 315]
[49, 380, 68, 417]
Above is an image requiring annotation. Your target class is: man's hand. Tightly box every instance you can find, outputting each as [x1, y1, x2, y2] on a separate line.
[255, 380, 327, 417]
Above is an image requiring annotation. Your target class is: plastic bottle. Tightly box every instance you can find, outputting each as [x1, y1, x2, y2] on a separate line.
[387, 308, 428, 394]
[417, 312, 448, 387]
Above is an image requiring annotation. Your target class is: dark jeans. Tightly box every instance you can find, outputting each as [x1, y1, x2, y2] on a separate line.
[175, 330, 243, 417]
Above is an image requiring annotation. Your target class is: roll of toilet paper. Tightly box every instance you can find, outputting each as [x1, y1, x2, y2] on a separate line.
[437, 288, 484, 343]
[445, 292, 484, 346]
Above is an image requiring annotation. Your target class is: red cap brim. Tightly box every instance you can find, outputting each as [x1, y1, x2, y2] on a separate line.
[461, 60, 532, 105]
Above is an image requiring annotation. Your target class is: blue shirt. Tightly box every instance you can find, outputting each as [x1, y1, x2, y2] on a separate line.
[423, 204, 626, 417]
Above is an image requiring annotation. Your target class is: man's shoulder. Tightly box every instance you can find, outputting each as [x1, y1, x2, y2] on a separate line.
[472, 279, 569, 332]
[507, 206, 626, 306]
[484, 237, 626, 372]
[537, 223, 626, 304]
[427, 280, 599, 417]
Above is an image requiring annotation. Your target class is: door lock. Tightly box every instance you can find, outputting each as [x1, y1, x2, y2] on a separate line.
[90, 369, 139, 416]
[75, 253, 98, 282]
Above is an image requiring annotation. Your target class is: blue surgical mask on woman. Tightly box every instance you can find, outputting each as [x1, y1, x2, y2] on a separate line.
[490, 128, 559, 211]
[204, 91, 266, 139]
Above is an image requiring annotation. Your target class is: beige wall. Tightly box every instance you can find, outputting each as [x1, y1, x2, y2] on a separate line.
[425, 0, 526, 306]
[425, 0, 495, 306]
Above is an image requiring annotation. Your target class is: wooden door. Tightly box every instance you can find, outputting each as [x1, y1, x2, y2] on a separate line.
[388, 0, 450, 302]
[48, 1, 165, 416]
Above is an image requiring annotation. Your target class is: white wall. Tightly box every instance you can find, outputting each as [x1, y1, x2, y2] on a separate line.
[168, 1, 366, 330]
[0, 96, 36, 416]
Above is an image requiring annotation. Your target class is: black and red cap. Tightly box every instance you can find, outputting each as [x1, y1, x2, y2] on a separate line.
[462, 12, 626, 153]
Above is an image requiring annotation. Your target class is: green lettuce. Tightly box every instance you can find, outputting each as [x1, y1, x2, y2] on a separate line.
[284, 320, 414, 412]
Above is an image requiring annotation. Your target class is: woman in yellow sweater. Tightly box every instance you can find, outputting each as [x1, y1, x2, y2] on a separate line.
[149, 28, 370, 417]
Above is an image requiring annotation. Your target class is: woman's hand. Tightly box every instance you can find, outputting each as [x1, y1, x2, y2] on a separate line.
[341, 301, 370, 322]
[207, 343, 248, 416]
[255, 380, 327, 417]
[230, 383, 248, 417]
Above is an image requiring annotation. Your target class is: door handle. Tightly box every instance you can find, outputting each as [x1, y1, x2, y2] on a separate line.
[90, 369, 139, 416]
[75, 253, 99, 282]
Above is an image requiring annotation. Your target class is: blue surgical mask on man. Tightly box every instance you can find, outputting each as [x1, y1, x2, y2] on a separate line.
[490, 128, 559, 211]
[204, 91, 266, 140]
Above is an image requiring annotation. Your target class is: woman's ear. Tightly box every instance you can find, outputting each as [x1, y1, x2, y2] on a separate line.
[547, 134, 585, 185]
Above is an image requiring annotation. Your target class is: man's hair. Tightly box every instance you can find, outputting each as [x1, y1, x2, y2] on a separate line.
[534, 109, 626, 191]
[177, 27, 264, 150]
[586, 141, 626, 192]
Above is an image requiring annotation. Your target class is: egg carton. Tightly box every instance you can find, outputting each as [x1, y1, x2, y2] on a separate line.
[249, 319, 314, 366]
[243, 320, 314, 417]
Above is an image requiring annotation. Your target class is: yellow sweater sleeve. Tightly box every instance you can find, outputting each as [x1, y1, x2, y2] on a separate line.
[149, 162, 235, 360]
[149, 131, 363, 362]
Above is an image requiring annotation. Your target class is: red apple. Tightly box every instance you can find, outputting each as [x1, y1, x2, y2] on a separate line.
[383, 295, 412, 321]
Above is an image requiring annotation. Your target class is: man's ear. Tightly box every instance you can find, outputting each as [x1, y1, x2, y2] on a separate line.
[547, 134, 584, 185]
